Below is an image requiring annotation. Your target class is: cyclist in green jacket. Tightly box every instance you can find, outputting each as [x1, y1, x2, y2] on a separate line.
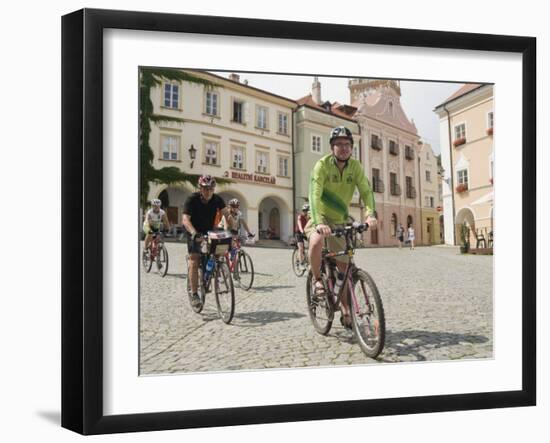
[305, 126, 377, 327]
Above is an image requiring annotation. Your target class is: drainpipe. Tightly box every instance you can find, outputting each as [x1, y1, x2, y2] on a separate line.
[291, 107, 297, 236]
[443, 105, 457, 245]
[417, 151, 423, 245]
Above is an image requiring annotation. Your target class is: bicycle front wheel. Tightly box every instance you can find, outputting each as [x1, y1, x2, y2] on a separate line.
[349, 269, 385, 358]
[234, 250, 254, 290]
[292, 248, 306, 277]
[214, 261, 235, 324]
[142, 247, 153, 273]
[187, 260, 206, 313]
[156, 245, 169, 277]
[305, 270, 333, 335]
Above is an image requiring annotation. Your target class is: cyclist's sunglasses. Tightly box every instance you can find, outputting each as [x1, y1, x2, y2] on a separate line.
[200, 185, 215, 191]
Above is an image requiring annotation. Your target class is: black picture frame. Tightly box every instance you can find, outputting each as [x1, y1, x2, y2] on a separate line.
[61, 8, 536, 435]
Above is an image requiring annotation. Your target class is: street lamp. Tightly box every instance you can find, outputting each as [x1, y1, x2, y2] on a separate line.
[188, 144, 196, 168]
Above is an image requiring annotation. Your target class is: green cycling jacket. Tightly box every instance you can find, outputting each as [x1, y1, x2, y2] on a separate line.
[308, 154, 375, 226]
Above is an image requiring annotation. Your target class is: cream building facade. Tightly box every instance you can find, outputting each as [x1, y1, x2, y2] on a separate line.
[349, 79, 423, 247]
[434, 83, 494, 246]
[418, 142, 443, 244]
[147, 71, 296, 242]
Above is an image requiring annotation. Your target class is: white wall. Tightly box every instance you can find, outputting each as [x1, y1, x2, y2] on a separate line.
[1, 1, 546, 443]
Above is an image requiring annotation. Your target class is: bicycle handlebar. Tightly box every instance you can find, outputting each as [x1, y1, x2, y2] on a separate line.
[317, 222, 369, 237]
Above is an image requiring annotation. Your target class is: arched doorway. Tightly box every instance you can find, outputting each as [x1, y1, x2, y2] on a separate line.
[455, 207, 476, 246]
[390, 213, 397, 237]
[406, 215, 413, 228]
[269, 208, 280, 239]
[258, 196, 290, 242]
[156, 186, 190, 227]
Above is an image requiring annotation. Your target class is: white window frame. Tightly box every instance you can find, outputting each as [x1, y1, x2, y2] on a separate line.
[205, 90, 219, 116]
[256, 151, 269, 174]
[231, 146, 245, 170]
[457, 168, 469, 187]
[163, 83, 179, 109]
[278, 156, 289, 177]
[256, 106, 268, 130]
[311, 134, 322, 154]
[204, 140, 219, 165]
[161, 134, 179, 161]
[454, 122, 466, 140]
[278, 112, 289, 135]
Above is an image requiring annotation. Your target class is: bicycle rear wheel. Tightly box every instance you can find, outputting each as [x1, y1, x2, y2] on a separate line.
[156, 244, 169, 277]
[186, 258, 206, 313]
[305, 270, 333, 335]
[214, 261, 235, 324]
[292, 248, 306, 277]
[349, 269, 385, 358]
[234, 250, 254, 290]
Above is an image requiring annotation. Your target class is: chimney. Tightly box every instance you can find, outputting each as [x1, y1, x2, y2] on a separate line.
[229, 73, 240, 83]
[312, 76, 321, 104]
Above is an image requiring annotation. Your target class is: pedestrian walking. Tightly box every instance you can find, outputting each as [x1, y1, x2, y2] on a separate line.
[408, 224, 415, 250]
[396, 223, 404, 249]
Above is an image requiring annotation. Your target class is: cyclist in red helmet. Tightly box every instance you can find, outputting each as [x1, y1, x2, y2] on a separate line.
[182, 175, 235, 308]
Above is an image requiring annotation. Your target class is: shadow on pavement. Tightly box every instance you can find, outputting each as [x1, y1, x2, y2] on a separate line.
[250, 285, 295, 293]
[233, 310, 306, 327]
[381, 329, 490, 362]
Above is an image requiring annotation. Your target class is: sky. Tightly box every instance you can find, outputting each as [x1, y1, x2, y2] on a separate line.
[210, 70, 463, 155]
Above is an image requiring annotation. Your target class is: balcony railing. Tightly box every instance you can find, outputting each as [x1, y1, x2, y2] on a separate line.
[406, 186, 417, 199]
[390, 183, 401, 196]
[373, 178, 385, 193]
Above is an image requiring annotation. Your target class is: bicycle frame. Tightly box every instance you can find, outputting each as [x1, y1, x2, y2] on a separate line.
[224, 236, 242, 273]
[321, 226, 366, 314]
[149, 231, 163, 259]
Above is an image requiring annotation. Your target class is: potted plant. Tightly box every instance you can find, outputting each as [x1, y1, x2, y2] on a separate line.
[486, 127, 493, 136]
[456, 183, 468, 193]
[459, 222, 470, 253]
[453, 137, 466, 147]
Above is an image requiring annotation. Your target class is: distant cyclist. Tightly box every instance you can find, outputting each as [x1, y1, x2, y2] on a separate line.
[295, 203, 310, 269]
[143, 198, 171, 256]
[220, 198, 255, 238]
[305, 126, 377, 328]
[181, 175, 235, 308]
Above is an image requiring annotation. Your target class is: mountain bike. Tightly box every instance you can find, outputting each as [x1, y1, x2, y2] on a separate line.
[225, 234, 255, 291]
[186, 231, 235, 324]
[142, 230, 169, 277]
[305, 223, 385, 358]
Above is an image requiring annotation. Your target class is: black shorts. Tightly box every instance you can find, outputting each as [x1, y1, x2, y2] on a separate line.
[295, 232, 305, 243]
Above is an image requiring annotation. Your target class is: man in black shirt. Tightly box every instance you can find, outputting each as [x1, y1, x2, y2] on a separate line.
[182, 175, 234, 307]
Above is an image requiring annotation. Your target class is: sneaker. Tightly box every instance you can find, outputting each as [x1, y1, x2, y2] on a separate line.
[340, 313, 352, 330]
[191, 293, 201, 308]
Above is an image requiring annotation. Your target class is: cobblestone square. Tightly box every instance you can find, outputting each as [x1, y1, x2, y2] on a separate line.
[140, 244, 493, 374]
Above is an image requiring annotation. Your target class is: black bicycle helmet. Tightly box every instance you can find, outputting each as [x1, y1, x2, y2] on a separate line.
[329, 126, 354, 146]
